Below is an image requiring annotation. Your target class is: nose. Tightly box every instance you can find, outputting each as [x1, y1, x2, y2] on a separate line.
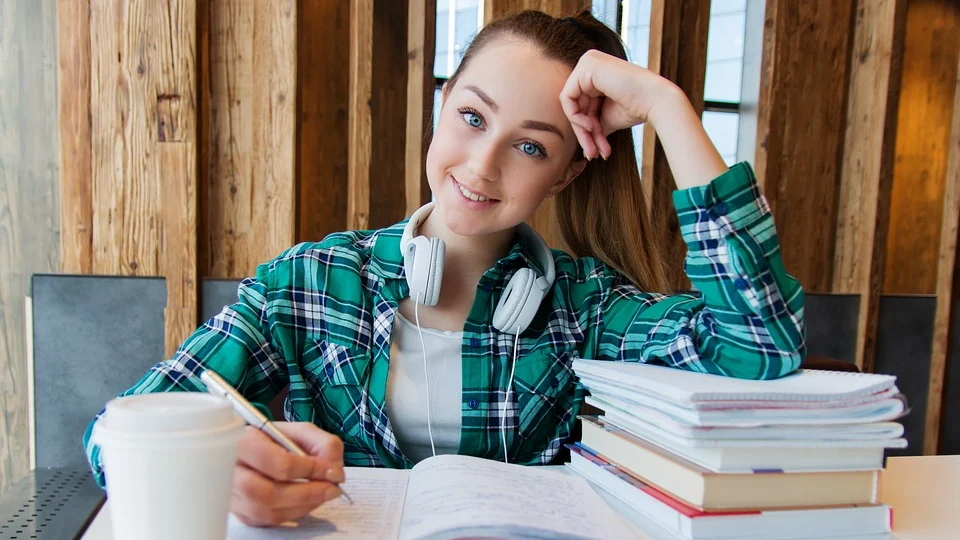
[467, 137, 501, 182]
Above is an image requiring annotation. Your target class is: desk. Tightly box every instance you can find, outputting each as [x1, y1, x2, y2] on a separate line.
[17, 457, 960, 540]
[0, 467, 105, 540]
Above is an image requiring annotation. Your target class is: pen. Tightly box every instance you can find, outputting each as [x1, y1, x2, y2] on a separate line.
[199, 369, 354, 505]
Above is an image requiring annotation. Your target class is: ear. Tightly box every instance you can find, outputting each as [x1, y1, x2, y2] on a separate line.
[548, 159, 587, 197]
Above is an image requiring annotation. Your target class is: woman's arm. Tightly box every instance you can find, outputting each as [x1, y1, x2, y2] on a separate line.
[562, 50, 805, 380]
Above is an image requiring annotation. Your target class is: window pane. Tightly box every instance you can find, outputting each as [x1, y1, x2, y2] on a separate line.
[434, 3, 449, 78]
[704, 59, 743, 103]
[702, 111, 740, 165]
[622, 0, 652, 68]
[454, 5, 479, 60]
[706, 12, 745, 62]
[434, 87, 443, 131]
[704, 9, 746, 102]
[592, 0, 619, 32]
[711, 0, 747, 16]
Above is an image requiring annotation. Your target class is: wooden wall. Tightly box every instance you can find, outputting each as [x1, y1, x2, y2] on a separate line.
[0, 0, 61, 496]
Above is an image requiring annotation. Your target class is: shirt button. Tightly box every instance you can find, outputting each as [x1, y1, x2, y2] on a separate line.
[482, 283, 493, 293]
[712, 202, 728, 216]
[550, 376, 559, 388]
[470, 337, 480, 347]
[325, 365, 335, 377]
[468, 399, 479, 409]
[734, 278, 749, 290]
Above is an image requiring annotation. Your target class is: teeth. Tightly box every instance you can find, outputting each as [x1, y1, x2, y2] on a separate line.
[459, 183, 489, 202]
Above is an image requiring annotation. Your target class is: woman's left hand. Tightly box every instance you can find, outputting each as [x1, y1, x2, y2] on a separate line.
[559, 49, 679, 161]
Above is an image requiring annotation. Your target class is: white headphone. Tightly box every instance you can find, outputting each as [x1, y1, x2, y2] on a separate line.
[400, 202, 556, 335]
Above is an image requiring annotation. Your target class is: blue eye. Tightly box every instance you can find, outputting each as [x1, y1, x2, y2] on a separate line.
[459, 109, 484, 128]
[520, 142, 546, 158]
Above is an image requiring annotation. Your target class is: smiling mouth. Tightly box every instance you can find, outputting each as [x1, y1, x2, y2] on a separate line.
[454, 177, 499, 202]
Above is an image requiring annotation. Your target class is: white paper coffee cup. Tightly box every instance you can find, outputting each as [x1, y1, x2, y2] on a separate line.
[92, 392, 245, 540]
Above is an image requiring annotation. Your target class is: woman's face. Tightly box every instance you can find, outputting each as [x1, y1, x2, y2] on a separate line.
[425, 38, 583, 238]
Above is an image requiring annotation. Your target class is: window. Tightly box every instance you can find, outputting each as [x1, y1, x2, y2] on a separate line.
[434, 0, 484, 130]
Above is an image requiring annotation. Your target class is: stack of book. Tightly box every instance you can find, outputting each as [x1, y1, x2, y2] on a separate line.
[568, 360, 908, 540]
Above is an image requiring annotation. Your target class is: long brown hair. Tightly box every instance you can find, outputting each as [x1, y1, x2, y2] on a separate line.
[445, 9, 671, 293]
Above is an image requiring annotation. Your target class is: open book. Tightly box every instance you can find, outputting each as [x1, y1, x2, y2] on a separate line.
[226, 454, 640, 540]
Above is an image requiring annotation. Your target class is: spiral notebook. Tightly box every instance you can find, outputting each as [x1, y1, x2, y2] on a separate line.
[572, 360, 898, 407]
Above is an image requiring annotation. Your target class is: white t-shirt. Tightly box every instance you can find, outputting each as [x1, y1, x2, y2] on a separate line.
[385, 311, 463, 462]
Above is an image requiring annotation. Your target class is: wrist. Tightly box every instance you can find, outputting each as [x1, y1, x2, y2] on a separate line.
[646, 81, 692, 130]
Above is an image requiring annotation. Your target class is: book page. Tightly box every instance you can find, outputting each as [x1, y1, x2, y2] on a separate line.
[399, 455, 638, 540]
[227, 467, 409, 540]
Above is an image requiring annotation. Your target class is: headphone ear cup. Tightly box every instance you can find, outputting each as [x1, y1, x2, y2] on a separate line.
[493, 268, 544, 334]
[404, 236, 444, 306]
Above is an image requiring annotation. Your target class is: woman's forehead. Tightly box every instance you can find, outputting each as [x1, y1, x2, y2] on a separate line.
[455, 39, 572, 118]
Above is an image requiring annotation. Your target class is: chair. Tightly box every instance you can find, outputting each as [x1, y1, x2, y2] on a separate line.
[30, 274, 167, 468]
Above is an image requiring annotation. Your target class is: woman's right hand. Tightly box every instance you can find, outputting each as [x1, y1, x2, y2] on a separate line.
[230, 422, 346, 527]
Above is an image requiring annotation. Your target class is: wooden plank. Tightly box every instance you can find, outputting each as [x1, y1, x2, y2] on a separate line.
[203, 0, 297, 278]
[485, 0, 589, 21]
[754, 0, 856, 293]
[297, 0, 351, 242]
[833, 0, 906, 373]
[404, 0, 436, 217]
[57, 0, 93, 274]
[368, 0, 412, 229]
[155, 0, 198, 358]
[252, 1, 296, 262]
[641, 0, 710, 290]
[926, 34, 960, 455]
[204, 0, 252, 278]
[348, 0, 373, 231]
[0, 0, 60, 495]
[884, 1, 960, 295]
[160, 143, 198, 358]
[90, 0, 164, 276]
[482, 0, 589, 250]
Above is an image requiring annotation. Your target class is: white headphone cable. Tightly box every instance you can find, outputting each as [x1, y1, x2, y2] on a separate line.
[414, 292, 438, 458]
[500, 325, 520, 464]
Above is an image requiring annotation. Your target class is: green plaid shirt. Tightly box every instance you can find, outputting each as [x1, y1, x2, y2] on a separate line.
[84, 162, 804, 485]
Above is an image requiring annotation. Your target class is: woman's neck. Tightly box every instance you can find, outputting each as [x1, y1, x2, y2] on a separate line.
[419, 213, 516, 283]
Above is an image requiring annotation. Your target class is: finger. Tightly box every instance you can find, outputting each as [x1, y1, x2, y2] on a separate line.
[233, 464, 341, 510]
[568, 112, 594, 131]
[237, 427, 338, 482]
[274, 422, 346, 464]
[590, 117, 612, 159]
[594, 131, 612, 160]
[573, 124, 597, 160]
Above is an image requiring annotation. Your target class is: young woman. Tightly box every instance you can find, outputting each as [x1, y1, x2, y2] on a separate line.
[84, 9, 804, 527]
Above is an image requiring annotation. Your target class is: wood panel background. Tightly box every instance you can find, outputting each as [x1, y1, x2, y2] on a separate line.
[754, 0, 857, 294]
[884, 0, 960, 295]
[833, 0, 906, 373]
[297, 0, 351, 242]
[200, 0, 296, 278]
[0, 0, 60, 495]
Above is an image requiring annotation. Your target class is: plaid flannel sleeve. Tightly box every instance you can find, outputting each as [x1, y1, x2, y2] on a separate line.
[595, 162, 805, 380]
[82, 259, 289, 487]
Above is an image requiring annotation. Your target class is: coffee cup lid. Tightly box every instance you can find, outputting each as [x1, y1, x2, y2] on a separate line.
[99, 393, 242, 435]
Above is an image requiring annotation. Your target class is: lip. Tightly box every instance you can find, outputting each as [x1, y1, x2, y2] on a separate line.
[452, 176, 500, 203]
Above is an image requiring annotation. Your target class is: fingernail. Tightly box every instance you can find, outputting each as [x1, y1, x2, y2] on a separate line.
[325, 467, 345, 483]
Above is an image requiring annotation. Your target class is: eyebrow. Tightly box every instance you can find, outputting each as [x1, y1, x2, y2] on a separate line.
[464, 85, 566, 142]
